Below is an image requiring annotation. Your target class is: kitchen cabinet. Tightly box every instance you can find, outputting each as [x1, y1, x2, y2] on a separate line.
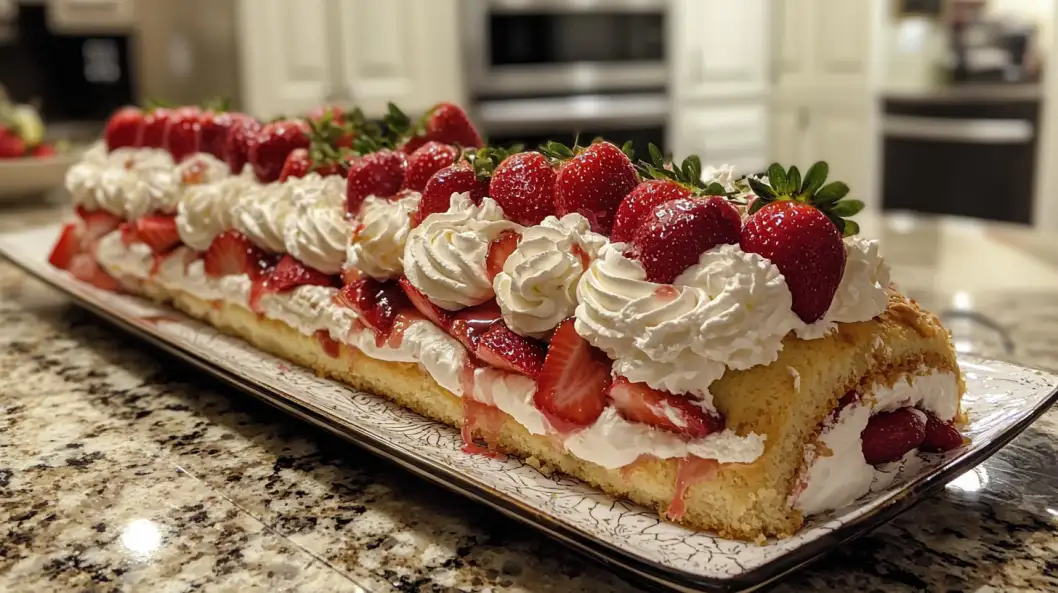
[237, 0, 464, 120]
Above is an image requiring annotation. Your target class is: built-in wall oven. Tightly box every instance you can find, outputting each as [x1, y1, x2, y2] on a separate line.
[463, 0, 669, 153]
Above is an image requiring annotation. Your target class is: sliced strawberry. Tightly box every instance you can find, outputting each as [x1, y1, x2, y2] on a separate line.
[138, 107, 173, 149]
[334, 277, 409, 341]
[666, 456, 720, 521]
[920, 410, 964, 453]
[133, 215, 181, 255]
[401, 141, 459, 193]
[450, 301, 503, 353]
[75, 207, 122, 248]
[69, 253, 120, 292]
[203, 230, 273, 280]
[533, 318, 612, 431]
[224, 116, 262, 175]
[412, 162, 489, 226]
[104, 106, 144, 151]
[610, 180, 694, 243]
[315, 330, 341, 359]
[607, 377, 723, 439]
[485, 230, 520, 281]
[398, 276, 453, 329]
[476, 322, 546, 378]
[630, 196, 742, 284]
[424, 102, 484, 149]
[249, 119, 310, 182]
[264, 254, 336, 293]
[551, 141, 639, 235]
[346, 149, 407, 214]
[164, 106, 203, 162]
[860, 407, 927, 465]
[48, 223, 82, 270]
[489, 151, 557, 226]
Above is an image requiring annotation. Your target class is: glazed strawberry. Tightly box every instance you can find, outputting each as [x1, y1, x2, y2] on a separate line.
[133, 215, 181, 254]
[630, 196, 741, 284]
[138, 107, 173, 149]
[476, 322, 546, 378]
[449, 301, 503, 352]
[860, 407, 927, 465]
[402, 141, 459, 192]
[48, 223, 82, 270]
[0, 133, 25, 158]
[920, 410, 964, 453]
[75, 206, 122, 247]
[611, 180, 693, 243]
[224, 116, 262, 174]
[385, 102, 483, 153]
[741, 162, 863, 323]
[533, 318, 613, 430]
[607, 377, 723, 438]
[164, 106, 203, 162]
[203, 230, 273, 279]
[398, 276, 453, 329]
[248, 119, 310, 182]
[547, 140, 639, 234]
[412, 162, 489, 226]
[200, 111, 245, 160]
[30, 143, 56, 158]
[485, 230, 520, 281]
[489, 151, 557, 226]
[346, 149, 407, 214]
[69, 253, 120, 292]
[104, 106, 144, 151]
[334, 277, 409, 338]
[279, 148, 311, 181]
[263, 254, 336, 293]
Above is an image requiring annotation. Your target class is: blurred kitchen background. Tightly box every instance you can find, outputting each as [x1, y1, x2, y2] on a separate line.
[2, 0, 1058, 230]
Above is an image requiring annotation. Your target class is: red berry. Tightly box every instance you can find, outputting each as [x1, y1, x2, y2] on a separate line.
[607, 377, 723, 438]
[611, 180, 694, 243]
[449, 301, 503, 353]
[249, 119, 310, 182]
[279, 148, 311, 181]
[75, 206, 122, 248]
[224, 116, 262, 175]
[860, 407, 927, 465]
[485, 230, 520, 281]
[164, 106, 203, 163]
[740, 201, 847, 323]
[138, 107, 173, 149]
[533, 318, 613, 431]
[203, 230, 274, 280]
[489, 152, 557, 226]
[68, 253, 120, 292]
[554, 141, 639, 235]
[401, 141, 459, 192]
[200, 111, 243, 160]
[424, 102, 484, 149]
[413, 162, 489, 226]
[261, 254, 336, 294]
[133, 215, 182, 255]
[920, 410, 964, 453]
[399, 275, 453, 330]
[346, 149, 407, 214]
[630, 196, 741, 284]
[104, 106, 144, 151]
[31, 143, 57, 158]
[0, 133, 25, 158]
[334, 277, 409, 340]
[476, 322, 546, 378]
[48, 223, 83, 270]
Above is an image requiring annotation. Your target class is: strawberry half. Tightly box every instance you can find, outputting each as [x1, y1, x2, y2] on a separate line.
[920, 410, 964, 453]
[249, 119, 310, 182]
[203, 230, 273, 280]
[104, 106, 144, 151]
[346, 149, 407, 215]
[532, 318, 613, 431]
[630, 196, 741, 284]
[224, 116, 262, 175]
[610, 180, 693, 243]
[607, 377, 723, 439]
[412, 162, 489, 226]
[138, 107, 173, 149]
[48, 223, 82, 270]
[398, 276, 453, 329]
[476, 322, 546, 378]
[860, 407, 927, 465]
[133, 215, 182, 255]
[265, 255, 336, 293]
[401, 141, 459, 192]
[279, 148, 312, 181]
[69, 253, 120, 292]
[546, 140, 639, 235]
[449, 301, 503, 353]
[489, 151, 557, 226]
[485, 230, 520, 281]
[334, 277, 409, 340]
[75, 206, 122, 248]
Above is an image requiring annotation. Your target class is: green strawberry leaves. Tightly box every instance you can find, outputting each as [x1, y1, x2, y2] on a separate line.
[748, 161, 863, 236]
[633, 143, 737, 200]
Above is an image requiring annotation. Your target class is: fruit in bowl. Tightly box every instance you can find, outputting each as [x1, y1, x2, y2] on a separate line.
[0, 92, 61, 159]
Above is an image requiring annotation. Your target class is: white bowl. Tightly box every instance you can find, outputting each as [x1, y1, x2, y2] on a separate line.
[0, 151, 79, 201]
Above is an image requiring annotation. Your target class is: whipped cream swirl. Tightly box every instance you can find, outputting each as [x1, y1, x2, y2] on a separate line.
[346, 193, 421, 280]
[575, 243, 801, 398]
[177, 167, 259, 251]
[284, 175, 350, 274]
[494, 213, 607, 338]
[233, 182, 296, 253]
[175, 153, 231, 187]
[796, 236, 892, 339]
[404, 194, 521, 310]
[65, 142, 109, 211]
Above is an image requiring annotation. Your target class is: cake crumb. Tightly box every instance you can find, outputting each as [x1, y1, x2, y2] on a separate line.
[787, 366, 801, 392]
[526, 456, 555, 477]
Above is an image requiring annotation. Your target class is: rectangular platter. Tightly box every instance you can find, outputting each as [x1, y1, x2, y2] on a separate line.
[4, 224, 1057, 592]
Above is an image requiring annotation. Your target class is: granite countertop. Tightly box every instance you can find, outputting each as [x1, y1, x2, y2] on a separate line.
[2, 202, 1058, 592]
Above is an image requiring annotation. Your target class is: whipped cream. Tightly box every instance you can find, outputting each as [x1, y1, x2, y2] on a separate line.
[70, 146, 177, 218]
[494, 213, 607, 338]
[95, 230, 154, 279]
[176, 153, 231, 187]
[794, 371, 960, 516]
[404, 194, 521, 310]
[575, 243, 800, 399]
[283, 175, 349, 274]
[177, 166, 259, 251]
[233, 182, 296, 253]
[797, 236, 892, 339]
[346, 193, 421, 280]
[65, 142, 109, 211]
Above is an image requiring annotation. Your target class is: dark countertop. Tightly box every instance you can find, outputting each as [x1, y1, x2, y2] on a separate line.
[2, 202, 1058, 592]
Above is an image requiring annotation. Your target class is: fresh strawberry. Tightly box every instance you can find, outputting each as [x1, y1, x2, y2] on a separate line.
[203, 230, 273, 279]
[279, 148, 311, 181]
[489, 151, 557, 226]
[401, 141, 459, 192]
[476, 322, 546, 378]
[200, 111, 244, 160]
[75, 206, 122, 247]
[138, 107, 173, 149]
[424, 102, 484, 148]
[630, 196, 741, 284]
[611, 180, 693, 243]
[412, 162, 489, 226]
[69, 253, 120, 291]
[0, 133, 25, 158]
[860, 407, 927, 465]
[224, 116, 262, 175]
[607, 377, 723, 438]
[485, 230, 520, 281]
[264, 254, 336, 293]
[133, 215, 182, 254]
[533, 318, 613, 430]
[164, 106, 203, 162]
[920, 410, 964, 453]
[449, 301, 503, 352]
[398, 276, 453, 329]
[30, 143, 57, 158]
[334, 277, 409, 339]
[104, 106, 144, 151]
[248, 119, 310, 182]
[48, 223, 82, 270]
[547, 140, 639, 234]
[346, 149, 407, 214]
[308, 105, 344, 121]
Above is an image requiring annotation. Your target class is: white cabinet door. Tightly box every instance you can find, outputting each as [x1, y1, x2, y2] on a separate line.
[672, 0, 768, 101]
[236, 0, 335, 119]
[671, 104, 769, 174]
[768, 103, 808, 170]
[333, 0, 465, 119]
[810, 105, 874, 200]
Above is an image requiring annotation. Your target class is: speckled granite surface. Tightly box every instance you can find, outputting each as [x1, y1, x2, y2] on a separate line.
[2, 206, 1058, 592]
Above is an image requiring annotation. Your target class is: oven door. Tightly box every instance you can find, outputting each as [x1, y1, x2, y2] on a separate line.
[465, 0, 668, 98]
